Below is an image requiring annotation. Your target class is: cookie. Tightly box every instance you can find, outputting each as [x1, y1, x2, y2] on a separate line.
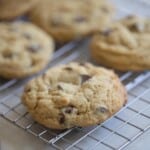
[0, 21, 54, 79]
[0, 0, 40, 20]
[120, 15, 150, 33]
[29, 0, 114, 42]
[90, 16, 150, 71]
[22, 62, 126, 129]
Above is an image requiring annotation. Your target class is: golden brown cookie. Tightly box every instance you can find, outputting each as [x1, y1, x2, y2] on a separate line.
[90, 16, 150, 71]
[0, 0, 40, 20]
[29, 0, 114, 42]
[22, 62, 127, 129]
[0, 21, 54, 79]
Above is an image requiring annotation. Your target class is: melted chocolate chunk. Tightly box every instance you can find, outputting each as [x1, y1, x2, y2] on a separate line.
[129, 23, 144, 32]
[78, 62, 85, 66]
[99, 107, 108, 113]
[65, 108, 72, 114]
[27, 44, 41, 53]
[59, 114, 65, 124]
[126, 15, 135, 20]
[101, 29, 113, 36]
[64, 67, 73, 71]
[80, 74, 91, 84]
[57, 85, 63, 90]
[25, 87, 31, 92]
[74, 16, 87, 23]
[101, 7, 109, 13]
[62, 105, 77, 115]
[3, 52, 13, 59]
[23, 33, 32, 39]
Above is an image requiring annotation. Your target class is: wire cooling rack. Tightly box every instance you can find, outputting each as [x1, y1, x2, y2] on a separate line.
[0, 0, 150, 149]
[0, 40, 150, 150]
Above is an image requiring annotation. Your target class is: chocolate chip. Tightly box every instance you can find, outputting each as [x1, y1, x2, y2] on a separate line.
[80, 74, 91, 84]
[99, 107, 108, 113]
[63, 106, 74, 114]
[64, 67, 73, 71]
[22, 33, 32, 39]
[101, 7, 109, 13]
[25, 87, 31, 92]
[65, 107, 73, 114]
[62, 105, 77, 114]
[59, 114, 65, 124]
[27, 44, 41, 53]
[78, 62, 85, 66]
[129, 23, 144, 32]
[51, 20, 61, 26]
[57, 85, 63, 90]
[31, 60, 37, 66]
[101, 29, 113, 36]
[74, 16, 87, 23]
[126, 15, 135, 20]
[2, 52, 13, 59]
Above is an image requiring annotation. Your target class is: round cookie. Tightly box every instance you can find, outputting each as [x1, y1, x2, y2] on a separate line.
[119, 15, 150, 33]
[0, 21, 54, 79]
[22, 62, 127, 129]
[90, 16, 150, 71]
[29, 0, 114, 42]
[0, 0, 40, 20]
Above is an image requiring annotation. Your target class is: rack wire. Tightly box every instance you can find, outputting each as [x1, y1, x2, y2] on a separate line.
[0, 0, 150, 149]
[0, 40, 150, 150]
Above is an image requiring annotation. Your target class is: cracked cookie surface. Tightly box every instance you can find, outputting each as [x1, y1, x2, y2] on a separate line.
[22, 62, 126, 129]
[90, 16, 150, 71]
[0, 21, 54, 79]
[29, 0, 114, 42]
[0, 0, 40, 20]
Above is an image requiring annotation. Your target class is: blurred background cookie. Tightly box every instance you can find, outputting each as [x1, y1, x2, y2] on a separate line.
[0, 21, 54, 79]
[29, 0, 114, 42]
[90, 16, 150, 71]
[0, 0, 40, 20]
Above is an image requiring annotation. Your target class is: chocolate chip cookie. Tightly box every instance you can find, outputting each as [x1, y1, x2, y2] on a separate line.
[0, 0, 40, 20]
[90, 16, 150, 71]
[0, 21, 54, 79]
[22, 62, 126, 129]
[29, 0, 114, 42]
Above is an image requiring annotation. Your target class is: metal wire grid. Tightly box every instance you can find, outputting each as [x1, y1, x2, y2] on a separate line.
[0, 71, 150, 150]
[0, 40, 150, 150]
